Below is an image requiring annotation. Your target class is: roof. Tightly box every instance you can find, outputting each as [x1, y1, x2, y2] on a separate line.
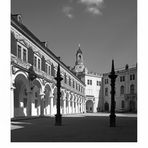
[11, 14, 85, 86]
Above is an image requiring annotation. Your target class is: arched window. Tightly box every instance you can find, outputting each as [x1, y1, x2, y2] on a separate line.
[120, 85, 124, 95]
[130, 84, 134, 94]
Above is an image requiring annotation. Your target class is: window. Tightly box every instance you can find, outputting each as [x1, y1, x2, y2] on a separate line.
[34, 56, 37, 68]
[105, 79, 108, 84]
[69, 76, 71, 86]
[38, 58, 41, 70]
[87, 79, 89, 85]
[120, 76, 125, 82]
[34, 54, 41, 70]
[121, 100, 125, 109]
[73, 80, 75, 88]
[17, 43, 28, 62]
[48, 65, 51, 75]
[23, 48, 27, 62]
[17, 45, 21, 59]
[64, 73, 67, 84]
[120, 85, 124, 95]
[87, 79, 92, 85]
[97, 81, 99, 86]
[130, 84, 134, 94]
[130, 74, 135, 81]
[133, 74, 135, 80]
[105, 88, 108, 96]
[90, 80, 92, 85]
[45, 63, 47, 73]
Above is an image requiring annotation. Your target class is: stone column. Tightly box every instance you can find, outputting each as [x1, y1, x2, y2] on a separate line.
[40, 93, 45, 116]
[26, 90, 32, 116]
[72, 95, 74, 114]
[50, 95, 54, 115]
[10, 85, 15, 118]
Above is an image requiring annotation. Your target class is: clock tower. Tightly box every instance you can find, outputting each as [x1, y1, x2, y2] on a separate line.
[74, 44, 85, 74]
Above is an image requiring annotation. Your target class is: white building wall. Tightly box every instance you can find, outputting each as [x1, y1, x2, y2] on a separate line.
[85, 74, 102, 112]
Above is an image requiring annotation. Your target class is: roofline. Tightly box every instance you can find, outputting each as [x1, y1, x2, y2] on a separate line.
[103, 66, 137, 76]
[11, 14, 85, 86]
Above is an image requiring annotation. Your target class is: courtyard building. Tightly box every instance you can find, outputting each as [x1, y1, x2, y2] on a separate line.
[11, 14, 86, 118]
[98, 64, 137, 113]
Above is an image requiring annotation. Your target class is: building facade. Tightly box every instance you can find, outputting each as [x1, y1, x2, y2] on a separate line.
[98, 65, 137, 112]
[84, 72, 102, 113]
[73, 45, 102, 113]
[11, 14, 86, 118]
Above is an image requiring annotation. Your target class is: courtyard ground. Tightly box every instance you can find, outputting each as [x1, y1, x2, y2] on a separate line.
[11, 113, 137, 142]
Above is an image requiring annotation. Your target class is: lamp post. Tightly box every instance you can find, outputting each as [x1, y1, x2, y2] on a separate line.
[108, 60, 117, 127]
[54, 63, 63, 126]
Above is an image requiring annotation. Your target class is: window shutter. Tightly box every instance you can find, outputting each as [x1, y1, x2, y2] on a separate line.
[28, 47, 34, 65]
[11, 32, 17, 56]
[41, 56, 45, 71]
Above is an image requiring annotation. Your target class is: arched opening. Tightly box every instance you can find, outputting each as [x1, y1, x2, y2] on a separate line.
[104, 102, 109, 112]
[44, 84, 52, 115]
[32, 79, 42, 116]
[60, 90, 64, 114]
[53, 87, 57, 114]
[86, 100, 94, 113]
[130, 84, 135, 94]
[14, 74, 29, 117]
[120, 85, 124, 95]
[66, 92, 69, 114]
[129, 100, 135, 112]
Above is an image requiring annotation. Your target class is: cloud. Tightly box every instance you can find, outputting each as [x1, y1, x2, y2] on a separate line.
[62, 6, 74, 19]
[87, 6, 102, 15]
[78, 0, 104, 15]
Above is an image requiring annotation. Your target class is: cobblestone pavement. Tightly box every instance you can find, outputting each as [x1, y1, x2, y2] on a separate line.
[11, 113, 137, 142]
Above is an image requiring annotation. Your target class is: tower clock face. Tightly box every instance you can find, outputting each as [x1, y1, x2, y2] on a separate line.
[76, 65, 84, 72]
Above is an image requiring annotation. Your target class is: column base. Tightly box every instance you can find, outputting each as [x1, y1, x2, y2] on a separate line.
[109, 114, 116, 127]
[55, 114, 62, 126]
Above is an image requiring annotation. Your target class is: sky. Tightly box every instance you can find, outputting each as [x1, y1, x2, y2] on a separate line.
[11, 0, 137, 74]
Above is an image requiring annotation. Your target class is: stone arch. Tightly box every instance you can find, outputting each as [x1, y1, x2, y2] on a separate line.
[86, 100, 94, 113]
[14, 73, 29, 117]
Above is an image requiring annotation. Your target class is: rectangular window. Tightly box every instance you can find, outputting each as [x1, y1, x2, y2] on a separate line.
[90, 80, 92, 85]
[34, 56, 37, 68]
[120, 76, 122, 82]
[133, 74, 135, 80]
[130, 75, 132, 80]
[69, 76, 71, 86]
[73, 80, 75, 88]
[123, 76, 125, 81]
[38, 58, 41, 70]
[97, 81, 99, 86]
[87, 79, 89, 85]
[17, 45, 21, 59]
[45, 63, 47, 73]
[48, 65, 51, 75]
[64, 74, 67, 84]
[23, 48, 27, 62]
